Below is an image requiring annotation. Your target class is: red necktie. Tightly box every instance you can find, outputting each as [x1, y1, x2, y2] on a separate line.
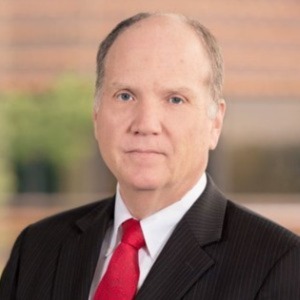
[93, 219, 145, 300]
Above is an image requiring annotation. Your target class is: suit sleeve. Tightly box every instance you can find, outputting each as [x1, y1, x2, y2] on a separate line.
[256, 244, 300, 300]
[0, 228, 28, 300]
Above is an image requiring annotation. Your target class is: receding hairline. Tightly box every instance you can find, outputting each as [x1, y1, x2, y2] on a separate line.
[95, 12, 223, 104]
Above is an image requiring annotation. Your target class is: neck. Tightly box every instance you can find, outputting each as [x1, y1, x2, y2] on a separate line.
[119, 178, 202, 219]
[121, 190, 176, 219]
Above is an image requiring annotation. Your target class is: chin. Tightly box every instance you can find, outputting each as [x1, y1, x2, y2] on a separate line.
[124, 175, 164, 192]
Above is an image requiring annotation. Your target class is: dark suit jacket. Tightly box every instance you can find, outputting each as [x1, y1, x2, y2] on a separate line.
[1, 176, 300, 299]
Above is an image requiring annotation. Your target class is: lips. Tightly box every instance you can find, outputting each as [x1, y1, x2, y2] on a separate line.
[124, 148, 166, 159]
[128, 149, 161, 154]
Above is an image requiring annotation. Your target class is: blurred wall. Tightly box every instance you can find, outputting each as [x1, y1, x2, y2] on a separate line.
[1, 0, 299, 97]
[1, 0, 299, 195]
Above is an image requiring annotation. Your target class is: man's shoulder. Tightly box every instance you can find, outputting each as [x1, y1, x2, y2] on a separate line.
[225, 199, 300, 252]
[23, 196, 115, 241]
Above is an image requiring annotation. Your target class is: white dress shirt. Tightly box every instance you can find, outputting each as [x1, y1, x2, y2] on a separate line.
[89, 173, 207, 299]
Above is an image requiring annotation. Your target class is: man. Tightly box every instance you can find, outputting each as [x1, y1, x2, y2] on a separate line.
[1, 12, 300, 300]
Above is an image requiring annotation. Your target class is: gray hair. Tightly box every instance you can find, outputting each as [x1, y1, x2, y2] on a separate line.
[95, 12, 224, 104]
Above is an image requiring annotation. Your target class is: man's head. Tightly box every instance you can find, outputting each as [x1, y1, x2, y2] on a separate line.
[95, 12, 224, 105]
[93, 13, 226, 212]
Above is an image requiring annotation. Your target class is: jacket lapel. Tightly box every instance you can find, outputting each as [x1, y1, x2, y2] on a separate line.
[136, 176, 227, 300]
[52, 198, 115, 300]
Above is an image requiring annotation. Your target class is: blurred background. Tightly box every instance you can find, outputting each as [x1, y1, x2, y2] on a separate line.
[0, 0, 299, 273]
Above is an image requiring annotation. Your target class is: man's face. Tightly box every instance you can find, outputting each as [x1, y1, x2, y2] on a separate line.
[94, 16, 225, 200]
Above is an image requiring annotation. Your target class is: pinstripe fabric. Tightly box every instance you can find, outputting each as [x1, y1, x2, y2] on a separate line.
[1, 176, 300, 299]
[0, 199, 115, 300]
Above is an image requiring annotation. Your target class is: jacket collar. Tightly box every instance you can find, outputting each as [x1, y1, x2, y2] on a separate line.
[52, 198, 115, 300]
[136, 175, 227, 300]
[52, 175, 227, 300]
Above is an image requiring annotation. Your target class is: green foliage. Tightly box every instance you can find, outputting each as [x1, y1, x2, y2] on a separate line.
[0, 76, 95, 193]
[0, 98, 15, 193]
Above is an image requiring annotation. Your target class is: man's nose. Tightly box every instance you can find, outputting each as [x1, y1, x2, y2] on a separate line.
[129, 100, 162, 135]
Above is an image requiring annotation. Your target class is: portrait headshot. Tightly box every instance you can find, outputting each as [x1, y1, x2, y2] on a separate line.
[0, 8, 300, 300]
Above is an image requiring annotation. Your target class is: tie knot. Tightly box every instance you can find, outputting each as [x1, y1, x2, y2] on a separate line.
[121, 219, 145, 250]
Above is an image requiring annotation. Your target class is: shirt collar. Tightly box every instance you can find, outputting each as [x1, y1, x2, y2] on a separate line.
[105, 186, 133, 257]
[106, 173, 207, 259]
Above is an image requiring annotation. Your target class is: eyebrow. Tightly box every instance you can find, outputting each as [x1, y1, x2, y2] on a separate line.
[164, 86, 194, 95]
[107, 82, 129, 90]
[108, 82, 195, 94]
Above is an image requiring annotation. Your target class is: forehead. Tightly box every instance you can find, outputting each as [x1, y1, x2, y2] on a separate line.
[104, 16, 212, 84]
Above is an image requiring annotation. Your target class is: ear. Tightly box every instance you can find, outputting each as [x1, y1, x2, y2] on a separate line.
[93, 109, 99, 141]
[209, 99, 226, 150]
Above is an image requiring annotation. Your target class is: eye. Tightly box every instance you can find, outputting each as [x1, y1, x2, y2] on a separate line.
[169, 96, 184, 104]
[117, 92, 133, 102]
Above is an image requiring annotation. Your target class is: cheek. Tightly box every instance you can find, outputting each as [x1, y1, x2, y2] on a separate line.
[96, 111, 128, 163]
[96, 109, 117, 138]
[94, 113, 115, 159]
[179, 121, 211, 158]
